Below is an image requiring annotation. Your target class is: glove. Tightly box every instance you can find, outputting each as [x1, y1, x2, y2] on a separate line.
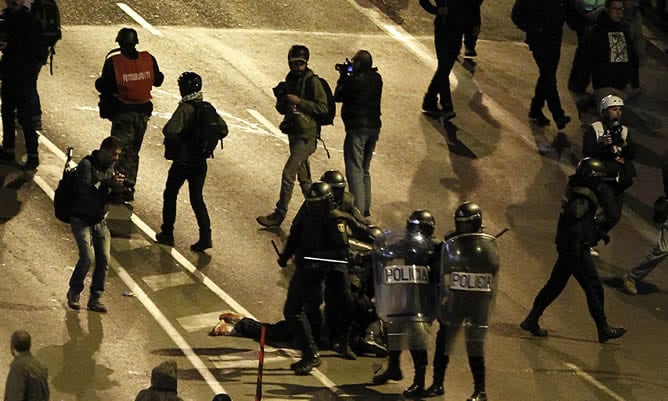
[277, 254, 288, 268]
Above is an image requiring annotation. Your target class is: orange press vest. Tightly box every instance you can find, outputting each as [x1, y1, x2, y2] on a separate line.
[112, 51, 155, 104]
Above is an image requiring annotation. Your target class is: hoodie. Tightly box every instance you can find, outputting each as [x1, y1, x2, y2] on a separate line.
[134, 360, 183, 401]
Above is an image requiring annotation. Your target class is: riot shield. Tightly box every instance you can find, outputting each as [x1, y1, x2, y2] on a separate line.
[439, 233, 499, 356]
[373, 230, 438, 350]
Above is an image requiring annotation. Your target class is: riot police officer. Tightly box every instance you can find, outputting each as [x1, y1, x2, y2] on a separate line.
[279, 182, 371, 374]
[425, 202, 495, 401]
[372, 210, 441, 398]
[320, 169, 367, 225]
[520, 158, 627, 343]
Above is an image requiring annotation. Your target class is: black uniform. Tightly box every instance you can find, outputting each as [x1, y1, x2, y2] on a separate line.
[282, 205, 369, 370]
[527, 177, 608, 330]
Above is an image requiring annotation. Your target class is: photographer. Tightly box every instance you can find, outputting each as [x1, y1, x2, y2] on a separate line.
[582, 94, 636, 240]
[334, 50, 382, 218]
[66, 137, 127, 313]
[257, 45, 329, 228]
[0, 0, 44, 168]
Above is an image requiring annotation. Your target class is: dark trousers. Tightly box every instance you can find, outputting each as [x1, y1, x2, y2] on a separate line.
[1, 70, 39, 156]
[596, 182, 625, 234]
[323, 268, 353, 345]
[161, 161, 211, 234]
[284, 267, 327, 355]
[110, 111, 149, 186]
[432, 323, 485, 391]
[529, 40, 565, 120]
[464, 32, 478, 51]
[427, 27, 463, 111]
[387, 349, 428, 386]
[529, 250, 607, 327]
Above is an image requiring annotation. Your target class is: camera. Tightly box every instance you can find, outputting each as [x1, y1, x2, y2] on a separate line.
[273, 81, 288, 98]
[335, 58, 353, 75]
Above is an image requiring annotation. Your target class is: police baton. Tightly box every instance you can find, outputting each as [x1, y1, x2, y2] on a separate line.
[270, 240, 281, 256]
[494, 227, 510, 238]
[304, 256, 349, 264]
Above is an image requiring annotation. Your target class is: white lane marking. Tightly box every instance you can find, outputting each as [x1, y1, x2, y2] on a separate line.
[177, 311, 224, 332]
[246, 109, 288, 143]
[564, 363, 628, 401]
[211, 356, 286, 369]
[142, 271, 196, 292]
[116, 3, 163, 36]
[31, 167, 227, 396]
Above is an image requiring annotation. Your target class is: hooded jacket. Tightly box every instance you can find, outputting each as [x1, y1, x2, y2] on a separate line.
[134, 361, 183, 401]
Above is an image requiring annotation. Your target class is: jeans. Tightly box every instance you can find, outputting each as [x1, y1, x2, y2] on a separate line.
[69, 217, 110, 297]
[161, 161, 210, 233]
[276, 137, 316, 215]
[426, 27, 463, 110]
[529, 40, 566, 120]
[1, 67, 39, 156]
[630, 222, 668, 281]
[344, 128, 379, 216]
[110, 111, 149, 186]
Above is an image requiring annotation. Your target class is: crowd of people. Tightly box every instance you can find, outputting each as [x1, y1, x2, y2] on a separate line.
[2, 0, 666, 400]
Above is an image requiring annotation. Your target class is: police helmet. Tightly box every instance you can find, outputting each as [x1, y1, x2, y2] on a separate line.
[320, 170, 345, 204]
[406, 210, 435, 237]
[575, 157, 607, 189]
[288, 45, 310, 63]
[369, 225, 384, 239]
[178, 71, 202, 97]
[454, 202, 483, 234]
[599, 94, 624, 116]
[115, 28, 139, 47]
[306, 181, 336, 215]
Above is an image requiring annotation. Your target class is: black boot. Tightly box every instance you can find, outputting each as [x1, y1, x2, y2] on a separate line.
[332, 342, 357, 360]
[372, 352, 402, 384]
[191, 229, 212, 252]
[66, 290, 81, 310]
[520, 314, 548, 337]
[468, 390, 488, 401]
[87, 293, 108, 313]
[291, 351, 321, 375]
[403, 365, 426, 398]
[597, 325, 627, 343]
[155, 231, 175, 246]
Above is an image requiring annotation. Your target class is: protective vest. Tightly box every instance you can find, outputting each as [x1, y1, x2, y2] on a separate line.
[590, 121, 628, 156]
[112, 51, 154, 104]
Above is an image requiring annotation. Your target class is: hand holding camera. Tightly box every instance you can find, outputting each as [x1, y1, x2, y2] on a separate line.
[335, 58, 353, 75]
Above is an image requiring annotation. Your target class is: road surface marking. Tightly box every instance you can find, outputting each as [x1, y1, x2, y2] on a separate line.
[116, 3, 163, 36]
[142, 271, 196, 292]
[246, 109, 288, 143]
[177, 311, 224, 332]
[564, 363, 627, 401]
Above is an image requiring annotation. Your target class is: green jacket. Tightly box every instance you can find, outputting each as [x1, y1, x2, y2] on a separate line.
[4, 352, 49, 401]
[276, 69, 329, 140]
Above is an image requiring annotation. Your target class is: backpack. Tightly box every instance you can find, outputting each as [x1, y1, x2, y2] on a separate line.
[308, 75, 336, 127]
[54, 147, 78, 223]
[31, 0, 62, 74]
[189, 101, 229, 160]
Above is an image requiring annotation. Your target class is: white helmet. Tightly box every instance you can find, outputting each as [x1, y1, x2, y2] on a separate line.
[600, 94, 624, 116]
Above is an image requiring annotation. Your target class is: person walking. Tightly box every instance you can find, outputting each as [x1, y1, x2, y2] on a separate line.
[257, 45, 329, 228]
[95, 27, 164, 201]
[512, 0, 587, 129]
[334, 50, 382, 218]
[420, 0, 481, 120]
[66, 137, 126, 313]
[155, 71, 227, 252]
[520, 158, 627, 343]
[4, 330, 49, 401]
[0, 0, 44, 169]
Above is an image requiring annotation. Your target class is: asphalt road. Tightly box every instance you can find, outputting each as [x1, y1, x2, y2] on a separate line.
[1, 1, 667, 400]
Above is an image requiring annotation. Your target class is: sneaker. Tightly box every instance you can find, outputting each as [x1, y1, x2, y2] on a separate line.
[66, 290, 81, 310]
[219, 311, 244, 324]
[256, 211, 284, 227]
[155, 232, 175, 246]
[554, 115, 572, 130]
[464, 48, 477, 59]
[622, 273, 638, 295]
[529, 110, 551, 127]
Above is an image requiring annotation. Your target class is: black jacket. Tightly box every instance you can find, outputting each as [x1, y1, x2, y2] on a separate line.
[420, 0, 483, 32]
[334, 68, 382, 130]
[0, 6, 46, 77]
[512, 0, 587, 44]
[554, 178, 599, 257]
[71, 152, 116, 225]
[579, 11, 639, 90]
